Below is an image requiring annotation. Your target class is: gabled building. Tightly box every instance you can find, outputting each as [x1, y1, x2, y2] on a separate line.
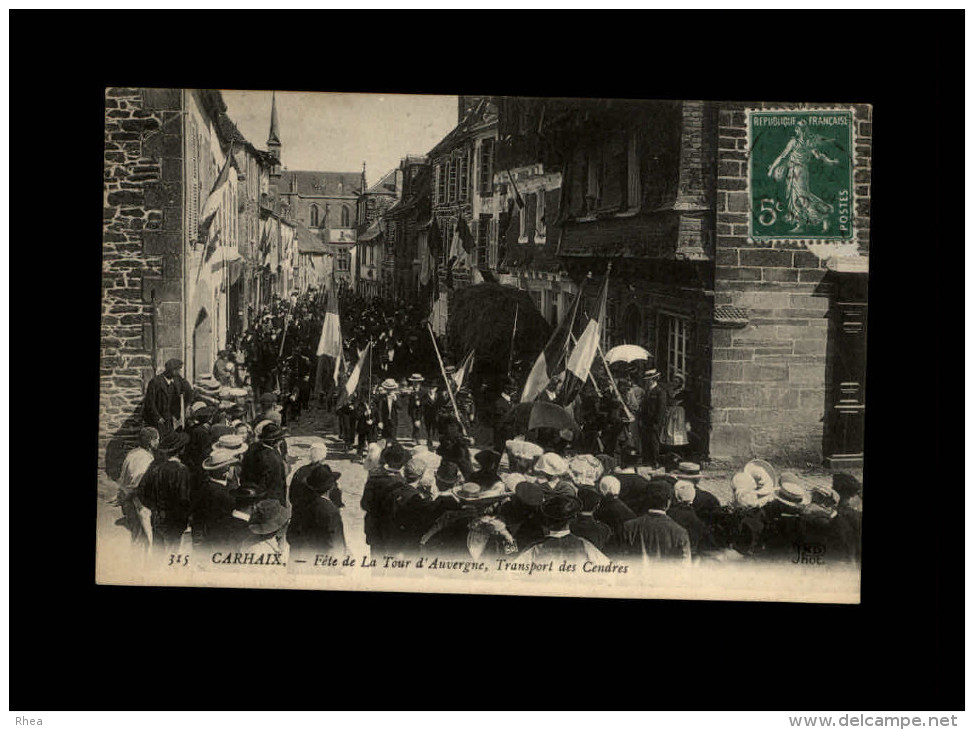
[426, 98, 499, 333]
[356, 166, 401, 300]
[384, 155, 430, 302]
[263, 93, 362, 289]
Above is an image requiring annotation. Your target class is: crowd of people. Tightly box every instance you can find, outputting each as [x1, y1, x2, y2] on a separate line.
[114, 291, 861, 571]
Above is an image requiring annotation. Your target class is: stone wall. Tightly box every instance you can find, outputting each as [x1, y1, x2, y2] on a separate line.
[101, 88, 184, 475]
[708, 102, 872, 464]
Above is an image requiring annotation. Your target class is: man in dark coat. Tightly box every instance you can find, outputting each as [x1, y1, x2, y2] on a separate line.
[336, 396, 357, 451]
[190, 448, 239, 550]
[183, 405, 216, 492]
[614, 447, 651, 513]
[225, 484, 261, 551]
[594, 476, 637, 556]
[638, 369, 667, 468]
[143, 359, 193, 436]
[287, 465, 346, 558]
[490, 382, 516, 453]
[517, 496, 611, 565]
[622, 480, 692, 564]
[240, 423, 288, 506]
[570, 488, 612, 552]
[421, 383, 440, 449]
[387, 459, 462, 552]
[360, 442, 407, 552]
[138, 431, 192, 552]
[375, 380, 400, 441]
[666, 480, 713, 557]
[354, 399, 377, 458]
[406, 374, 426, 443]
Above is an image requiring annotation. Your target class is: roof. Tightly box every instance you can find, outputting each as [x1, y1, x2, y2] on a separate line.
[295, 223, 328, 254]
[358, 219, 384, 242]
[713, 305, 749, 328]
[267, 91, 281, 145]
[278, 170, 363, 198]
[365, 168, 398, 196]
[428, 98, 498, 158]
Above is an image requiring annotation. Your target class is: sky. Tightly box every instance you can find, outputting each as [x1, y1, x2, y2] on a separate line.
[221, 90, 458, 184]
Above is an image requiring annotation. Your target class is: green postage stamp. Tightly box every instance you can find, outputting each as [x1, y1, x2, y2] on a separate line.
[747, 109, 855, 243]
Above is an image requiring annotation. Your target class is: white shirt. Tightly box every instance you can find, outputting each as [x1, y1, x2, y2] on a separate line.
[118, 447, 154, 494]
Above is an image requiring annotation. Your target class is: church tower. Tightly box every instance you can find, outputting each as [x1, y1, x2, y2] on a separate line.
[267, 91, 282, 181]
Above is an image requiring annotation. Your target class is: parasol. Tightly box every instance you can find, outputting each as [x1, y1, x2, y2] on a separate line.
[604, 344, 652, 365]
[507, 401, 578, 434]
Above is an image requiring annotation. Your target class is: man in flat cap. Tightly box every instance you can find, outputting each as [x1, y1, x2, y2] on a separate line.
[143, 359, 194, 436]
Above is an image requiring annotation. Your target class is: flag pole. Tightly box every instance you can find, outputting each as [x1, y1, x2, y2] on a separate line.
[427, 322, 467, 437]
[569, 331, 602, 397]
[507, 301, 518, 378]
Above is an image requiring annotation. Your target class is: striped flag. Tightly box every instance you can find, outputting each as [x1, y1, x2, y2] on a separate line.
[521, 288, 583, 403]
[558, 273, 609, 407]
[336, 341, 372, 409]
[453, 349, 475, 391]
[314, 283, 343, 394]
[200, 152, 234, 236]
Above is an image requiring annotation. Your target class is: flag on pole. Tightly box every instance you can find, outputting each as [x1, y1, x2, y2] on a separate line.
[558, 273, 609, 407]
[521, 288, 583, 403]
[200, 152, 234, 237]
[336, 341, 371, 409]
[453, 349, 475, 391]
[314, 284, 343, 394]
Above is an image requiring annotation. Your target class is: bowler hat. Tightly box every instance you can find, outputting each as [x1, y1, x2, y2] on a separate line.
[307, 465, 341, 493]
[435, 460, 461, 486]
[474, 449, 501, 472]
[259, 423, 287, 444]
[248, 500, 291, 535]
[381, 443, 407, 469]
[259, 392, 278, 406]
[202, 448, 243, 471]
[832, 473, 862, 499]
[515, 481, 546, 508]
[165, 358, 183, 371]
[577, 488, 602, 512]
[539, 495, 582, 524]
[550, 480, 578, 498]
[157, 431, 189, 454]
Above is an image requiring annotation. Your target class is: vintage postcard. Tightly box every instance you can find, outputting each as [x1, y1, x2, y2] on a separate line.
[99, 90, 867, 603]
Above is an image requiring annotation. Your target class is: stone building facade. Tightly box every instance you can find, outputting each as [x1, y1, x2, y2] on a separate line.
[708, 103, 871, 466]
[101, 88, 282, 473]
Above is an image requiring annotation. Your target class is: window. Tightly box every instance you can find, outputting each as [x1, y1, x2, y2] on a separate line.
[529, 290, 542, 312]
[435, 164, 445, 205]
[458, 148, 469, 201]
[479, 138, 494, 196]
[601, 299, 618, 351]
[441, 218, 453, 266]
[536, 188, 546, 241]
[447, 157, 457, 203]
[310, 204, 320, 228]
[337, 181, 343, 194]
[663, 313, 689, 378]
[627, 130, 640, 209]
[476, 214, 491, 267]
[337, 249, 350, 272]
[341, 206, 350, 227]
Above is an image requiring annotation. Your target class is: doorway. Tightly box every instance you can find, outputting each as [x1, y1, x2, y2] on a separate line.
[193, 307, 212, 382]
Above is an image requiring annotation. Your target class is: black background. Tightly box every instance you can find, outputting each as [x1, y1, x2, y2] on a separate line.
[8, 10, 963, 710]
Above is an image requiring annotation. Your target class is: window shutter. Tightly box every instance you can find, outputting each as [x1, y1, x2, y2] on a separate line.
[627, 130, 640, 209]
[601, 133, 626, 211]
[459, 148, 469, 201]
[524, 193, 537, 243]
[570, 148, 587, 217]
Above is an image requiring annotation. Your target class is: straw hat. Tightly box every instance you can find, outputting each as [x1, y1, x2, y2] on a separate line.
[202, 448, 243, 471]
